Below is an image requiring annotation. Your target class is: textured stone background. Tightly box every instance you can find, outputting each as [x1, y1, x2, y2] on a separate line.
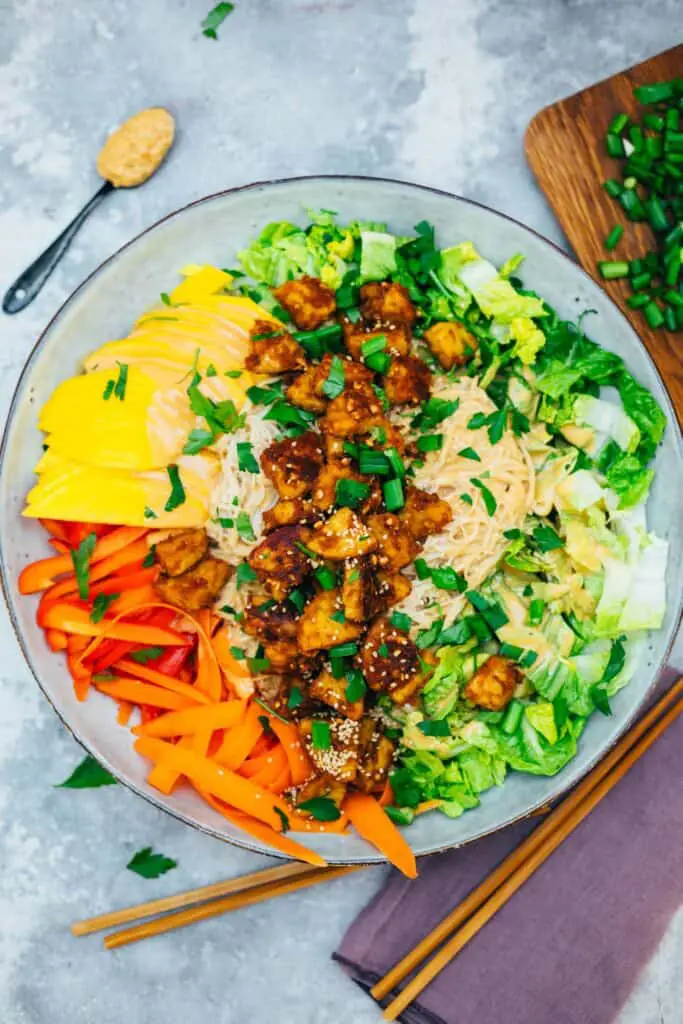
[1, 1, 682, 1021]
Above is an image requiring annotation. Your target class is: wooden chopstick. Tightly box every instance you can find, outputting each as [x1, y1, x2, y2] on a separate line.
[103, 863, 365, 950]
[72, 860, 317, 937]
[380, 678, 683, 1021]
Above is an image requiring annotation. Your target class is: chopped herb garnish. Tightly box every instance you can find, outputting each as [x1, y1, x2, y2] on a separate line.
[237, 441, 260, 474]
[225, 369, 243, 379]
[274, 807, 290, 832]
[416, 434, 443, 453]
[297, 796, 341, 821]
[458, 447, 481, 462]
[361, 334, 387, 358]
[413, 396, 460, 431]
[248, 655, 271, 673]
[90, 592, 120, 624]
[511, 407, 530, 436]
[56, 755, 117, 789]
[414, 557, 431, 580]
[229, 646, 246, 660]
[417, 719, 451, 737]
[314, 566, 337, 591]
[503, 528, 522, 540]
[487, 407, 506, 445]
[183, 428, 215, 455]
[201, 1, 234, 39]
[71, 532, 97, 600]
[218, 517, 234, 528]
[164, 464, 186, 512]
[331, 610, 347, 624]
[471, 478, 497, 516]
[430, 566, 467, 592]
[329, 641, 358, 658]
[438, 620, 471, 645]
[206, 363, 218, 378]
[344, 669, 366, 703]
[603, 636, 626, 684]
[160, 292, 172, 306]
[102, 379, 115, 401]
[142, 547, 156, 568]
[321, 355, 346, 399]
[467, 411, 488, 430]
[335, 478, 370, 509]
[378, 643, 390, 657]
[528, 599, 545, 626]
[416, 618, 444, 649]
[590, 685, 612, 716]
[144, 506, 158, 520]
[383, 477, 404, 512]
[288, 686, 303, 710]
[288, 588, 306, 612]
[533, 524, 564, 551]
[129, 646, 165, 664]
[460, 493, 473, 506]
[127, 847, 177, 879]
[311, 720, 331, 750]
[390, 611, 413, 631]
[295, 540, 319, 560]
[236, 561, 258, 588]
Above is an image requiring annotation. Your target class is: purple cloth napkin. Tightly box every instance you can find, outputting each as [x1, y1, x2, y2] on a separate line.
[335, 668, 683, 1024]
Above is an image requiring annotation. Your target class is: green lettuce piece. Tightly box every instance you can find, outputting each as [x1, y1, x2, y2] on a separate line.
[466, 716, 584, 776]
[359, 231, 397, 282]
[439, 243, 545, 323]
[509, 317, 546, 365]
[238, 221, 323, 286]
[573, 395, 640, 453]
[534, 362, 584, 399]
[603, 452, 654, 509]
[617, 372, 666, 448]
[618, 535, 667, 632]
[457, 748, 506, 793]
[524, 702, 558, 744]
[564, 639, 612, 714]
[594, 558, 633, 637]
[422, 649, 489, 720]
[499, 252, 525, 278]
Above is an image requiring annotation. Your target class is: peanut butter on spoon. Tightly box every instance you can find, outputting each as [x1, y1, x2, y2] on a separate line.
[97, 108, 175, 187]
[2, 107, 176, 315]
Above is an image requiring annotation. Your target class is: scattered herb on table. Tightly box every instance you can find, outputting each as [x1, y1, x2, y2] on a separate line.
[56, 755, 117, 789]
[127, 847, 177, 879]
[201, 1, 235, 39]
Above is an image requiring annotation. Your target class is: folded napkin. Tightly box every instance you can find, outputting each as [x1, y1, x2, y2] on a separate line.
[335, 668, 683, 1024]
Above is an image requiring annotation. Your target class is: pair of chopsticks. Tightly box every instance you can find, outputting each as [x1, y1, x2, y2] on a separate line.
[372, 675, 683, 1020]
[72, 675, 683, 1016]
[72, 861, 364, 949]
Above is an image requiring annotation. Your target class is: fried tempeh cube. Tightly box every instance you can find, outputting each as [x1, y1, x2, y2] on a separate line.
[286, 364, 327, 413]
[245, 320, 306, 373]
[360, 617, 425, 704]
[464, 655, 521, 711]
[262, 498, 323, 531]
[366, 513, 418, 571]
[155, 556, 231, 613]
[309, 668, 365, 720]
[304, 508, 377, 560]
[356, 717, 396, 794]
[273, 276, 336, 331]
[154, 528, 208, 577]
[384, 355, 432, 406]
[261, 431, 325, 499]
[294, 774, 347, 813]
[400, 485, 453, 541]
[247, 525, 311, 602]
[424, 320, 478, 370]
[359, 281, 417, 326]
[297, 588, 363, 653]
[298, 716, 360, 782]
[341, 317, 411, 361]
[312, 462, 369, 511]
[320, 379, 385, 437]
[375, 571, 412, 612]
[341, 556, 379, 622]
[242, 599, 299, 643]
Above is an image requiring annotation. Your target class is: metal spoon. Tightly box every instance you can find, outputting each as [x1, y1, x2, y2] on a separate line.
[3, 107, 175, 315]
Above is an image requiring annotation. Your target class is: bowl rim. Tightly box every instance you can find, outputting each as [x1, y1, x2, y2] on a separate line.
[2, 173, 682, 865]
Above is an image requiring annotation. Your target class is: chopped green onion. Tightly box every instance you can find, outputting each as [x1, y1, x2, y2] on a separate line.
[236, 441, 260, 474]
[365, 351, 392, 374]
[383, 478, 404, 512]
[604, 225, 624, 251]
[314, 566, 337, 591]
[501, 699, 524, 734]
[414, 558, 431, 580]
[385, 447, 405, 478]
[416, 434, 443, 453]
[361, 334, 387, 358]
[598, 260, 630, 280]
[528, 598, 545, 625]
[311, 721, 331, 750]
[358, 448, 391, 476]
[329, 641, 358, 658]
[608, 112, 629, 135]
[644, 300, 665, 328]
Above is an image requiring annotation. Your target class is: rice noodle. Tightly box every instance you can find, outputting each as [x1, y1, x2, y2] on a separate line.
[206, 396, 280, 563]
[396, 376, 535, 630]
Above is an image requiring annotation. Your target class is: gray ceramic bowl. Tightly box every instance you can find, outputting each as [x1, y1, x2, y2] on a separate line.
[2, 176, 682, 865]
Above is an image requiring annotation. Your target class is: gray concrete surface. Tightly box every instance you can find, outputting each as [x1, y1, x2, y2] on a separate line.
[1, 1, 681, 1021]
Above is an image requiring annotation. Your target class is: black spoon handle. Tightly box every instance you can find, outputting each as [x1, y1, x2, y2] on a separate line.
[2, 180, 115, 315]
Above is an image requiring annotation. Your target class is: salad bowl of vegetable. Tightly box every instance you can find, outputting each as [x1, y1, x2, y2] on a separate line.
[2, 175, 682, 870]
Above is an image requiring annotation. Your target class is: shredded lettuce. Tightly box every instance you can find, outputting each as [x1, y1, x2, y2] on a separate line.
[359, 230, 397, 282]
[438, 243, 545, 323]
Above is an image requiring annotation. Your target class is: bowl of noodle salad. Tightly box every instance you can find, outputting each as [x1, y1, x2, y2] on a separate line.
[4, 176, 682, 863]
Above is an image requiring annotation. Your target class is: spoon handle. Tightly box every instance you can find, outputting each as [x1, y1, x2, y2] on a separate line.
[2, 181, 115, 315]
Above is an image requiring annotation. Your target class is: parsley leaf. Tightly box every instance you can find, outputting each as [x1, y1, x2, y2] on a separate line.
[142, 547, 156, 568]
[335, 478, 370, 509]
[90, 592, 120, 624]
[471, 478, 497, 516]
[533, 524, 564, 551]
[458, 447, 481, 461]
[235, 511, 256, 542]
[144, 506, 158, 520]
[129, 646, 165, 664]
[56, 755, 117, 789]
[486, 407, 506, 445]
[603, 636, 626, 684]
[236, 561, 257, 588]
[183, 428, 215, 455]
[417, 719, 451, 737]
[297, 796, 341, 822]
[164, 464, 186, 512]
[237, 441, 260, 474]
[590, 685, 612, 716]
[127, 847, 177, 879]
[467, 411, 488, 430]
[321, 355, 346, 399]
[71, 532, 97, 600]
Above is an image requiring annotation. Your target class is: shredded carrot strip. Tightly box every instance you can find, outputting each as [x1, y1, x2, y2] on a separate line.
[344, 792, 417, 878]
[40, 603, 188, 645]
[114, 658, 212, 706]
[267, 715, 313, 786]
[45, 628, 68, 652]
[248, 746, 289, 788]
[214, 702, 264, 770]
[133, 700, 246, 739]
[19, 526, 147, 594]
[116, 701, 134, 726]
[135, 736, 289, 829]
[95, 678, 199, 711]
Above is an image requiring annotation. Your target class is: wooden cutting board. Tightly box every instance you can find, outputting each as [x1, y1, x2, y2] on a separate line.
[525, 44, 683, 417]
